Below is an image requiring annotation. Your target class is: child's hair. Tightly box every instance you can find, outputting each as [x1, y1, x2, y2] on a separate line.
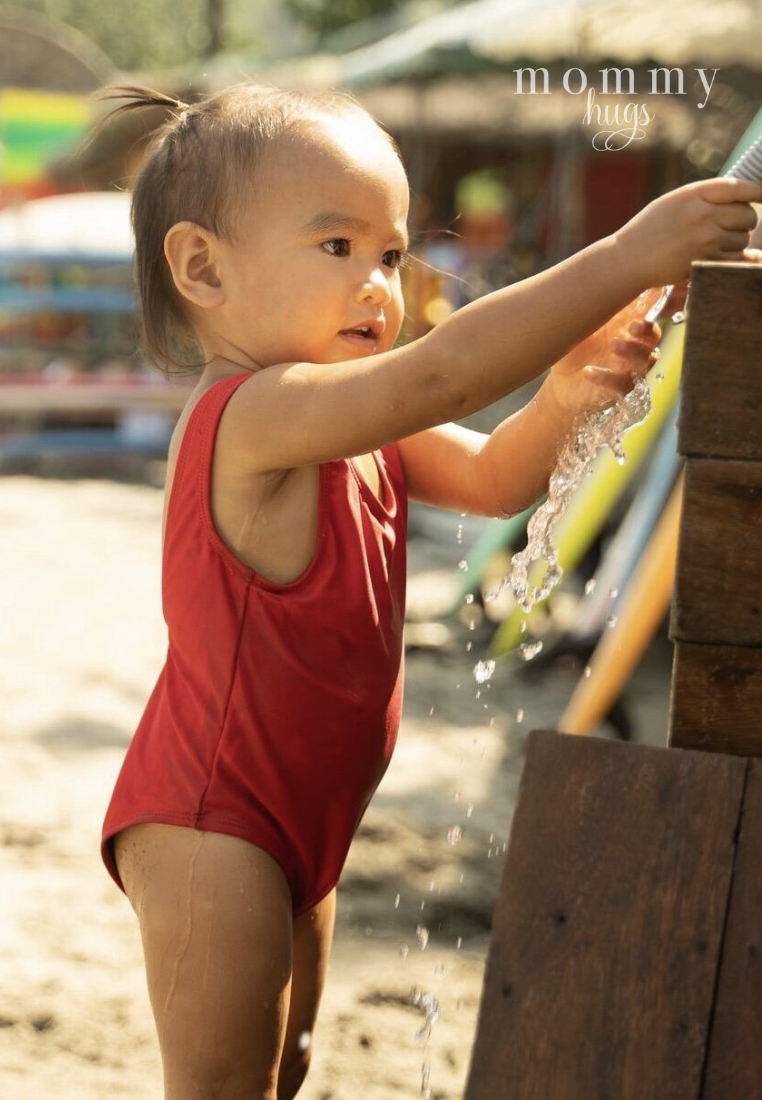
[99, 84, 402, 374]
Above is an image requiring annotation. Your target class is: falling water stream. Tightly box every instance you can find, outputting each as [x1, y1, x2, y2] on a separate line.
[508, 375, 653, 622]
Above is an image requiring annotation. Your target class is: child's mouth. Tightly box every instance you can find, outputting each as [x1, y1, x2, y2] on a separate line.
[339, 323, 382, 346]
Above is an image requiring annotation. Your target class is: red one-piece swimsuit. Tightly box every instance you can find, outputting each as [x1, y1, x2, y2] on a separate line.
[102, 373, 407, 914]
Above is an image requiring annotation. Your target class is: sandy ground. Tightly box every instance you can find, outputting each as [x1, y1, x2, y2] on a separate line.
[0, 473, 673, 1099]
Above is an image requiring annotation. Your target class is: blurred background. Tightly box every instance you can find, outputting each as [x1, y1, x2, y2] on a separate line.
[1, 5, 761, 1096]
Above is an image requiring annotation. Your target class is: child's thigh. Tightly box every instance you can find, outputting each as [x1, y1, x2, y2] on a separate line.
[115, 824, 294, 1097]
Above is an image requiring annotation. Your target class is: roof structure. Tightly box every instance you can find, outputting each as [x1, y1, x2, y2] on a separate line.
[0, 6, 114, 93]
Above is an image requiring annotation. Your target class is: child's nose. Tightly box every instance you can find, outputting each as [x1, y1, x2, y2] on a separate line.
[356, 267, 392, 305]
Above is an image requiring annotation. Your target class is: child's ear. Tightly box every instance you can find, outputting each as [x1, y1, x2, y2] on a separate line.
[164, 222, 224, 308]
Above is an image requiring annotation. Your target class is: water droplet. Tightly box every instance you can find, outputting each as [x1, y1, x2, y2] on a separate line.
[466, 804, 474, 818]
[447, 824, 463, 846]
[298, 1030, 312, 1052]
[607, 614, 618, 629]
[394, 893, 401, 909]
[584, 578, 597, 595]
[517, 640, 544, 661]
[672, 310, 686, 324]
[655, 371, 665, 382]
[516, 708, 525, 724]
[416, 925, 430, 950]
[464, 593, 475, 605]
[473, 659, 496, 684]
[456, 936, 463, 950]
[458, 559, 468, 572]
[411, 989, 441, 1043]
[428, 706, 434, 716]
[584, 665, 592, 678]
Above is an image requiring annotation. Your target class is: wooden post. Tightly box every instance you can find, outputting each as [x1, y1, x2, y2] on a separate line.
[669, 262, 762, 755]
[463, 262, 762, 1100]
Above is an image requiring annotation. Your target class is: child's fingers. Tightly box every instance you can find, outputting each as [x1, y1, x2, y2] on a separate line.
[699, 178, 762, 205]
[713, 202, 760, 231]
[609, 344, 657, 370]
[623, 318, 661, 347]
[749, 206, 762, 249]
[723, 228, 759, 249]
[582, 364, 640, 398]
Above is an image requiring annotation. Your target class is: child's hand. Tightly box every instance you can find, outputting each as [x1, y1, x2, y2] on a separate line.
[615, 178, 762, 288]
[545, 315, 661, 417]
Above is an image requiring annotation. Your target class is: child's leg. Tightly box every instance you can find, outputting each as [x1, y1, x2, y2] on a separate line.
[115, 823, 295, 1100]
[278, 889, 336, 1100]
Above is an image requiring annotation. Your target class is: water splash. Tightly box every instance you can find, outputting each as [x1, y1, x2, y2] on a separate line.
[411, 987, 441, 1041]
[517, 639, 544, 662]
[508, 378, 651, 616]
[473, 659, 496, 684]
[410, 987, 442, 1098]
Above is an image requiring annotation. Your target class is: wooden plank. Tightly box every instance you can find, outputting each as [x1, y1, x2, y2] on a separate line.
[679, 262, 762, 461]
[669, 642, 762, 756]
[671, 458, 762, 647]
[463, 730, 746, 1100]
[703, 759, 762, 1098]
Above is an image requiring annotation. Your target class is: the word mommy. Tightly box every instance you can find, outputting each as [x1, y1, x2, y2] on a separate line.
[514, 66, 718, 107]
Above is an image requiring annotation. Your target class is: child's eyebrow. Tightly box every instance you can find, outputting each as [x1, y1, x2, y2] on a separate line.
[302, 211, 409, 247]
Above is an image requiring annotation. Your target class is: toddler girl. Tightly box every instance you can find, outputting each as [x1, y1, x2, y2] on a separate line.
[100, 83, 760, 1100]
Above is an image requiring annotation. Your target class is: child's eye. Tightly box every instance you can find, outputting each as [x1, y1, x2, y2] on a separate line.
[322, 238, 351, 257]
[382, 249, 408, 270]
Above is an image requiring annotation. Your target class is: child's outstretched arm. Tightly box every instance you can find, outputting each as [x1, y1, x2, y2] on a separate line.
[396, 316, 661, 516]
[218, 177, 762, 474]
